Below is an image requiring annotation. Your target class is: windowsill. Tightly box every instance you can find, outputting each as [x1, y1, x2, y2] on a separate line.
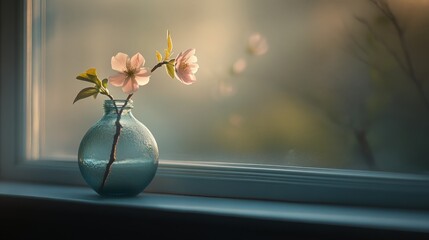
[1, 181, 428, 239]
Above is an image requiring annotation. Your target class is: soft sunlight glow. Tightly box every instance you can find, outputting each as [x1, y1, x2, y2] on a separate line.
[27, 0, 429, 173]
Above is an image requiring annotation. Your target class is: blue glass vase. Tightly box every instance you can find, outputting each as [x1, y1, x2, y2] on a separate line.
[78, 100, 159, 197]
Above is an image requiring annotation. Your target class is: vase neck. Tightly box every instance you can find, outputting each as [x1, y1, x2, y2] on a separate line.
[104, 100, 133, 115]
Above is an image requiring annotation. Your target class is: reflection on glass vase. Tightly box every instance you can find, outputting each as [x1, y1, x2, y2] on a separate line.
[78, 100, 159, 197]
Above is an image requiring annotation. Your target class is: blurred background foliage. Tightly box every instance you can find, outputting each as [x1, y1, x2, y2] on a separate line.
[40, 0, 429, 173]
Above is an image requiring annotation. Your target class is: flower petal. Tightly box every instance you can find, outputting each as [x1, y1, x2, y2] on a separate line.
[188, 55, 197, 63]
[188, 63, 199, 74]
[108, 73, 126, 87]
[174, 48, 198, 85]
[175, 69, 186, 82]
[175, 53, 183, 65]
[182, 48, 195, 60]
[181, 73, 196, 85]
[135, 68, 151, 86]
[111, 52, 129, 72]
[122, 78, 139, 94]
[130, 52, 145, 70]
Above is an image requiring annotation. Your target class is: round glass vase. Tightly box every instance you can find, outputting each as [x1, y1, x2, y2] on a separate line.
[78, 99, 159, 197]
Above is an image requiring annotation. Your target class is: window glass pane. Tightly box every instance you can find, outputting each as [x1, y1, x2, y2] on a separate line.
[33, 0, 429, 173]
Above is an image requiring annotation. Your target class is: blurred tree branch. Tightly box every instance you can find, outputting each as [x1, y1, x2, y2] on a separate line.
[366, 0, 429, 111]
[339, 0, 429, 169]
[300, 88, 376, 169]
[354, 15, 408, 74]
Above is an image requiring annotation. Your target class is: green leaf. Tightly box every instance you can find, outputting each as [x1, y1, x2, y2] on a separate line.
[76, 68, 99, 85]
[73, 87, 99, 104]
[156, 50, 163, 62]
[167, 30, 173, 53]
[86, 68, 97, 77]
[76, 75, 95, 84]
[166, 62, 175, 79]
[164, 49, 171, 60]
[163, 30, 173, 60]
[102, 78, 108, 88]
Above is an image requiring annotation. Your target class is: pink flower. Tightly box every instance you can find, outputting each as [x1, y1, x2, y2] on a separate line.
[232, 58, 247, 74]
[108, 52, 151, 94]
[175, 49, 199, 85]
[248, 33, 268, 56]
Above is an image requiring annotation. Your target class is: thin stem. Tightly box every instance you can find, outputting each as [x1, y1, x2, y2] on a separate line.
[99, 93, 133, 192]
[99, 60, 172, 192]
[151, 61, 169, 73]
[106, 94, 119, 115]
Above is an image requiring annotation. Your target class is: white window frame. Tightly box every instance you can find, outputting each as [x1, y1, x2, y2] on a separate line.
[1, 0, 429, 210]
